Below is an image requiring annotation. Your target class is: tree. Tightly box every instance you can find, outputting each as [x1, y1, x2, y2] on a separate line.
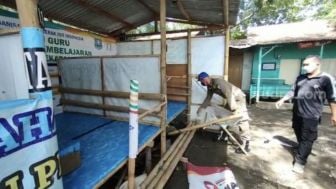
[231, 0, 336, 39]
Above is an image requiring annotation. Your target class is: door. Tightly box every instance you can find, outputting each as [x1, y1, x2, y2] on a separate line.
[279, 59, 301, 85]
[229, 53, 243, 88]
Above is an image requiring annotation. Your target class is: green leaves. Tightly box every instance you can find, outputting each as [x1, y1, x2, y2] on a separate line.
[231, 0, 336, 40]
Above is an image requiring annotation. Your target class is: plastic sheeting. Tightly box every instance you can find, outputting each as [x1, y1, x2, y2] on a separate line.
[0, 34, 29, 100]
[59, 56, 161, 122]
[153, 39, 187, 64]
[117, 41, 152, 56]
[191, 36, 225, 75]
[103, 57, 160, 122]
[59, 58, 104, 115]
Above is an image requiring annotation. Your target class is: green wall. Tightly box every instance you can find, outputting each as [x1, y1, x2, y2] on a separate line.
[251, 42, 336, 79]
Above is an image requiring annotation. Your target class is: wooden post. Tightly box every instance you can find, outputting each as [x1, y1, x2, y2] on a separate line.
[128, 80, 139, 189]
[15, 0, 39, 27]
[256, 47, 262, 103]
[160, 0, 167, 156]
[187, 30, 192, 124]
[100, 58, 106, 116]
[224, 26, 230, 81]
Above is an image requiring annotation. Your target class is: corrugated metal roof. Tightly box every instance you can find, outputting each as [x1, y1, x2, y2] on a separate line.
[231, 20, 336, 49]
[0, 0, 240, 35]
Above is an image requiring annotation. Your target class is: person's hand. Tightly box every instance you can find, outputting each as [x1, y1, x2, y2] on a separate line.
[331, 115, 336, 127]
[275, 99, 284, 109]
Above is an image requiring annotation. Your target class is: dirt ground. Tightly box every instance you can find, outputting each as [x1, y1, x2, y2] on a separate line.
[165, 105, 336, 189]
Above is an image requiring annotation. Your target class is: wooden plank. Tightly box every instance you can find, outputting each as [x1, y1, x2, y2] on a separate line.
[166, 64, 187, 76]
[187, 30, 192, 123]
[100, 57, 106, 116]
[61, 99, 157, 116]
[59, 87, 163, 100]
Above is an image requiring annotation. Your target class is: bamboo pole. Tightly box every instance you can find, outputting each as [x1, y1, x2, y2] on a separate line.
[61, 99, 159, 117]
[100, 57, 106, 116]
[187, 30, 192, 124]
[140, 123, 192, 188]
[155, 130, 196, 188]
[145, 131, 191, 189]
[128, 80, 139, 189]
[224, 26, 230, 81]
[60, 87, 163, 100]
[167, 85, 190, 89]
[167, 92, 190, 96]
[160, 0, 167, 156]
[221, 125, 248, 155]
[139, 96, 167, 120]
[0, 27, 20, 36]
[168, 114, 242, 135]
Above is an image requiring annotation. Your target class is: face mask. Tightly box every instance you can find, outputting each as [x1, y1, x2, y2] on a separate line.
[302, 63, 318, 74]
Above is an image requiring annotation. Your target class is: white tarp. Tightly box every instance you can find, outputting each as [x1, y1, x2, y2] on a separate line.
[191, 36, 225, 75]
[0, 34, 29, 101]
[59, 58, 103, 115]
[153, 39, 187, 64]
[59, 56, 161, 122]
[103, 56, 160, 122]
[190, 36, 225, 121]
[117, 41, 152, 56]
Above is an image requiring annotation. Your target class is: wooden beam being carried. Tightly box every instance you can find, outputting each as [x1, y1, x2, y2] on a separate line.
[71, 0, 133, 28]
[176, 0, 190, 21]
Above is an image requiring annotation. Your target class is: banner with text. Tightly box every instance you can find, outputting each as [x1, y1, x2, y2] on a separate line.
[0, 9, 117, 63]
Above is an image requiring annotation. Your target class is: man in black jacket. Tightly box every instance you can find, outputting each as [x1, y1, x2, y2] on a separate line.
[276, 55, 336, 174]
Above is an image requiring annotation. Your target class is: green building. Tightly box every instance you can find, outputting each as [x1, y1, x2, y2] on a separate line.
[230, 20, 336, 103]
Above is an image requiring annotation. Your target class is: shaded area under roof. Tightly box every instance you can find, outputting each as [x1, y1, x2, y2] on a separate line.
[231, 20, 336, 49]
[0, 0, 240, 36]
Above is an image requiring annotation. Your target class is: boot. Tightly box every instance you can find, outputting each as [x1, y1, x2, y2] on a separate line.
[235, 140, 250, 154]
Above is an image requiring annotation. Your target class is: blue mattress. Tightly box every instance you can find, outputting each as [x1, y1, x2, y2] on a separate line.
[62, 121, 159, 189]
[56, 101, 186, 188]
[167, 101, 186, 122]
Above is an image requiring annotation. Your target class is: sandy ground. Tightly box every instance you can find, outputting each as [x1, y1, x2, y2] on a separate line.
[165, 105, 336, 189]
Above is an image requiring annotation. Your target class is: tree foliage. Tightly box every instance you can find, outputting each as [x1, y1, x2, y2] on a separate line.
[231, 0, 336, 39]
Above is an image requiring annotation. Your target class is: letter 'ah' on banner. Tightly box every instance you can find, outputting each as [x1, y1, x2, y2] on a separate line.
[0, 28, 62, 188]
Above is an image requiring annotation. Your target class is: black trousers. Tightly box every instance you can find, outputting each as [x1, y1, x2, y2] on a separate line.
[292, 114, 319, 165]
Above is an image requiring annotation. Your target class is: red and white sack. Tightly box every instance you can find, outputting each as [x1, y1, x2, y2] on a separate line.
[187, 162, 239, 189]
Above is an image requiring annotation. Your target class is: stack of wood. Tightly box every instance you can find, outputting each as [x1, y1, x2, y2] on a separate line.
[140, 123, 195, 189]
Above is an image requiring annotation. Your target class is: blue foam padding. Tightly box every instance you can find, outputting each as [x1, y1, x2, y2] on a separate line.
[57, 101, 186, 188]
[55, 112, 112, 148]
[167, 101, 187, 122]
[62, 121, 160, 189]
[59, 142, 80, 157]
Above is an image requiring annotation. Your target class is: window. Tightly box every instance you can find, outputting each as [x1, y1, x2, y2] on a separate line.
[262, 62, 276, 71]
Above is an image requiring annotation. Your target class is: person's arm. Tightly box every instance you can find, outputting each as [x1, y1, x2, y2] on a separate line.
[199, 89, 213, 110]
[324, 75, 336, 126]
[330, 103, 336, 126]
[275, 80, 297, 108]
